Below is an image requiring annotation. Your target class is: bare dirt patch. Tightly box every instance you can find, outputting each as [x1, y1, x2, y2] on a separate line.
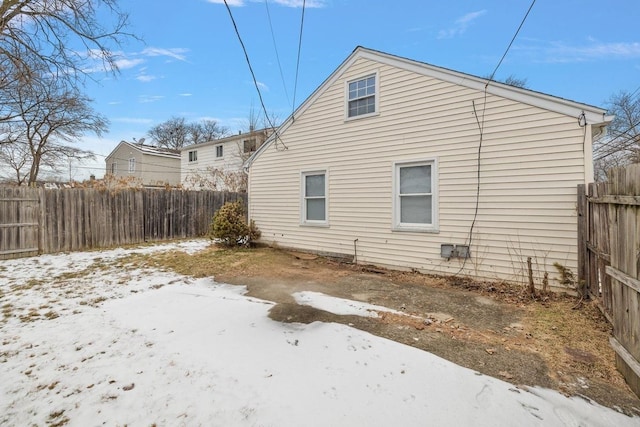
[140, 245, 640, 416]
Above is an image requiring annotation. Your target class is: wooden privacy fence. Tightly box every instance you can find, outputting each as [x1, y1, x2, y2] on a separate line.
[578, 163, 640, 397]
[0, 187, 246, 259]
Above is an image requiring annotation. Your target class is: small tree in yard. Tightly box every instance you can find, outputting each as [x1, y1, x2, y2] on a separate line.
[210, 201, 260, 247]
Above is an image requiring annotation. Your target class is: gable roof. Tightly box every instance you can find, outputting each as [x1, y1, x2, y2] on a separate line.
[106, 141, 180, 160]
[246, 46, 612, 169]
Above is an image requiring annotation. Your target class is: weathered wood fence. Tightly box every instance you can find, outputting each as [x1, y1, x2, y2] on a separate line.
[0, 187, 246, 259]
[578, 164, 640, 397]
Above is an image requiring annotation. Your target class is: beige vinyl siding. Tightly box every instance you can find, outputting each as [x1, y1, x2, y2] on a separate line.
[105, 143, 180, 186]
[141, 154, 180, 186]
[250, 58, 588, 288]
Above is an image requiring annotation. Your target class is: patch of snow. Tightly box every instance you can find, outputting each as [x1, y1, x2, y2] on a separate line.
[1, 243, 638, 426]
[293, 291, 404, 318]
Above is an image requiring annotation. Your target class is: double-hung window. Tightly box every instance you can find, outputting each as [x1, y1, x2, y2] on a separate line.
[110, 162, 117, 174]
[393, 160, 438, 232]
[128, 158, 136, 173]
[188, 150, 198, 162]
[347, 74, 377, 118]
[301, 171, 328, 225]
[215, 145, 223, 158]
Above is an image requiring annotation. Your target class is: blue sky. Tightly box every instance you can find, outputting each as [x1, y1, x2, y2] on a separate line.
[73, 0, 640, 180]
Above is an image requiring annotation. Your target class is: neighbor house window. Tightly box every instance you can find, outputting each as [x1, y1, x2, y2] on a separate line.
[301, 171, 328, 225]
[110, 162, 117, 174]
[393, 160, 438, 232]
[215, 145, 223, 158]
[347, 74, 377, 118]
[128, 158, 135, 173]
[243, 139, 257, 153]
[188, 150, 198, 162]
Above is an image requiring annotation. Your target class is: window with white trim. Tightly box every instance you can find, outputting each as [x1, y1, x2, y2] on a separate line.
[394, 160, 438, 232]
[347, 74, 376, 118]
[215, 145, 223, 158]
[128, 158, 136, 173]
[110, 162, 117, 174]
[301, 171, 327, 225]
[188, 150, 198, 162]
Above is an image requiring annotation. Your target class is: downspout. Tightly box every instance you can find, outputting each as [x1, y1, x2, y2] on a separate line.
[243, 165, 251, 222]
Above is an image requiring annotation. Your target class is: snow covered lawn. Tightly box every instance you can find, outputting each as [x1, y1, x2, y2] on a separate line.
[0, 241, 636, 426]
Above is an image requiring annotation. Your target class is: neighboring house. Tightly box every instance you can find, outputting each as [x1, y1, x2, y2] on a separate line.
[181, 128, 270, 191]
[246, 46, 612, 289]
[105, 141, 180, 187]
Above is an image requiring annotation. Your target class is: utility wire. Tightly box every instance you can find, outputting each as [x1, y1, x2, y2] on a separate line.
[486, 0, 536, 86]
[264, 0, 292, 109]
[222, 0, 286, 149]
[291, 0, 306, 116]
[457, 0, 536, 277]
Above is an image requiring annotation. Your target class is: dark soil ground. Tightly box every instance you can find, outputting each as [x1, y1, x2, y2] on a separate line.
[140, 245, 640, 417]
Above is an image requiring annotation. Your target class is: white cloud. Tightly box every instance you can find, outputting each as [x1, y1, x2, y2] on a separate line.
[270, 0, 326, 7]
[207, 0, 245, 5]
[206, 0, 326, 7]
[136, 74, 157, 83]
[256, 81, 269, 91]
[138, 95, 165, 104]
[114, 58, 145, 70]
[516, 40, 640, 63]
[437, 10, 486, 39]
[179, 93, 193, 97]
[141, 47, 189, 62]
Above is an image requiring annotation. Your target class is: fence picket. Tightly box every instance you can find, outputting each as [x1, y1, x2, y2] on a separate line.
[579, 164, 640, 398]
[0, 187, 246, 259]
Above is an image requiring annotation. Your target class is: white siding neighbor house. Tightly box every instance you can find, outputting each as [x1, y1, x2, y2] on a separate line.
[181, 128, 270, 191]
[105, 141, 180, 186]
[246, 47, 613, 290]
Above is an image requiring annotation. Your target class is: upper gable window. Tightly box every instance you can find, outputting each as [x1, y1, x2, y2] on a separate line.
[243, 139, 257, 153]
[347, 74, 377, 119]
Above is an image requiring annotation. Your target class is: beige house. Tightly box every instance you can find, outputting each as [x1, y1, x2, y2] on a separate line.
[181, 129, 269, 191]
[105, 141, 180, 186]
[246, 47, 613, 290]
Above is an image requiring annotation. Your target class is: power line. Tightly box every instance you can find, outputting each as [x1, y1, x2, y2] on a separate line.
[292, 0, 306, 116]
[457, 0, 536, 277]
[222, 0, 286, 149]
[486, 0, 536, 86]
[264, 0, 291, 109]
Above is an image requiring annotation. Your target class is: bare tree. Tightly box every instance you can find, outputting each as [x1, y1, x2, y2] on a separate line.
[484, 74, 528, 89]
[0, 0, 132, 84]
[148, 117, 189, 150]
[149, 117, 227, 149]
[1, 75, 106, 185]
[594, 90, 640, 180]
[503, 75, 528, 89]
[189, 119, 228, 144]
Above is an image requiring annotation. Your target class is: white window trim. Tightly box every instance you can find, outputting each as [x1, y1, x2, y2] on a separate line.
[344, 71, 380, 122]
[188, 150, 198, 163]
[110, 162, 117, 174]
[300, 169, 329, 227]
[392, 158, 439, 233]
[215, 145, 223, 158]
[128, 157, 136, 173]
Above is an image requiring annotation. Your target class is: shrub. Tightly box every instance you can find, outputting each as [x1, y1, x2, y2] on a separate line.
[209, 201, 261, 247]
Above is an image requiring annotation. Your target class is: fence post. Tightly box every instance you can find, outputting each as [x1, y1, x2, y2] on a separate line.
[576, 184, 588, 298]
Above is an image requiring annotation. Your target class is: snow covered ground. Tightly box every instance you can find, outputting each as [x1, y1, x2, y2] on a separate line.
[0, 240, 637, 426]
